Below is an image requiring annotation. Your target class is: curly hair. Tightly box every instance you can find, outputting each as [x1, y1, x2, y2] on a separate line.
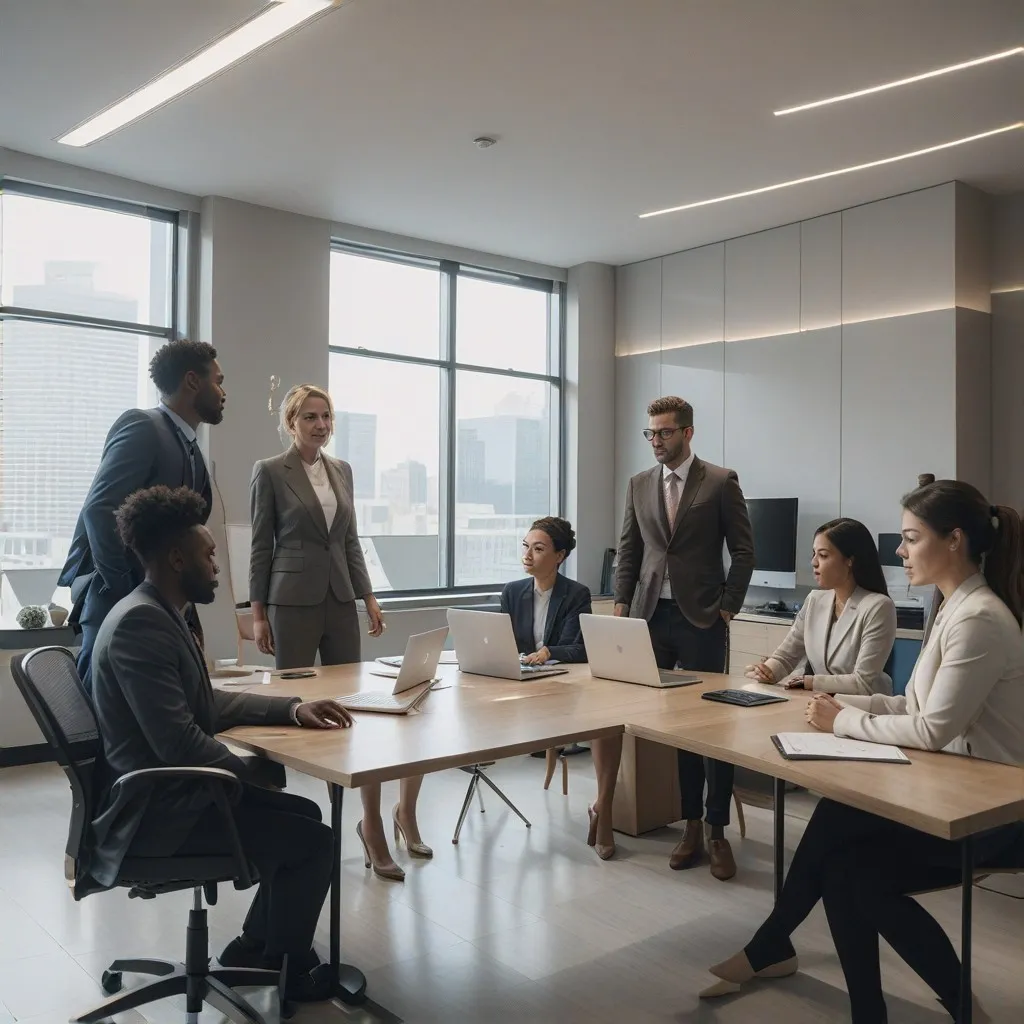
[530, 516, 576, 556]
[116, 486, 209, 561]
[149, 340, 218, 396]
[646, 396, 693, 429]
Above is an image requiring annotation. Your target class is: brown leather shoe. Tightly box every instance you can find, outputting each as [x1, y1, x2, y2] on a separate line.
[708, 837, 737, 881]
[669, 820, 705, 870]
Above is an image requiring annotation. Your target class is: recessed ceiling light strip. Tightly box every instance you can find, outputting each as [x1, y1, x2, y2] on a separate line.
[639, 122, 1023, 219]
[774, 46, 1023, 117]
[58, 1, 334, 147]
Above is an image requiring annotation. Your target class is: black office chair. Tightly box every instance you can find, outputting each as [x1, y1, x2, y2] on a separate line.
[10, 646, 284, 1024]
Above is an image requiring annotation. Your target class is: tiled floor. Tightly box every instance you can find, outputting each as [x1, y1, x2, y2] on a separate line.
[1, 756, 1021, 1023]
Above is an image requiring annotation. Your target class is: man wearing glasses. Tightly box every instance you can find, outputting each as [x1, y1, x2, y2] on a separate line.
[614, 396, 754, 881]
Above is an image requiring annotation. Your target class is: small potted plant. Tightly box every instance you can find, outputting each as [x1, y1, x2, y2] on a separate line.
[16, 605, 49, 630]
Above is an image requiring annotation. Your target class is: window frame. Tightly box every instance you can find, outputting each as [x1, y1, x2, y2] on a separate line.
[329, 242, 566, 597]
[0, 179, 183, 341]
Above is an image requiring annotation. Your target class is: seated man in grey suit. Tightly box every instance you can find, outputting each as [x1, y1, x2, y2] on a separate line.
[59, 339, 226, 691]
[89, 485, 352, 1002]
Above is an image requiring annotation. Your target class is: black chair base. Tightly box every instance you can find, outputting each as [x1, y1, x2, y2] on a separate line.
[76, 897, 284, 1024]
[76, 963, 282, 1024]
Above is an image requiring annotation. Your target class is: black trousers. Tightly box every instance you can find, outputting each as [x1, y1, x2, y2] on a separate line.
[648, 600, 733, 827]
[176, 785, 333, 961]
[745, 798, 1021, 1023]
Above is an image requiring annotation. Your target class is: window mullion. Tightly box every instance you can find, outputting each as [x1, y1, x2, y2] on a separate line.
[440, 261, 458, 590]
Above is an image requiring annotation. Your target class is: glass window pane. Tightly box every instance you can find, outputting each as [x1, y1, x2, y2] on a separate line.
[328, 353, 441, 591]
[0, 321, 162, 623]
[454, 371, 558, 587]
[456, 276, 549, 374]
[329, 251, 441, 359]
[0, 193, 174, 328]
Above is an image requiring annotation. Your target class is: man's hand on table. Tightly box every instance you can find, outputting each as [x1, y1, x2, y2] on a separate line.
[295, 699, 354, 729]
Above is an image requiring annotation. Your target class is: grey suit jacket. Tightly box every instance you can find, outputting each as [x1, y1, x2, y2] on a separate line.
[249, 447, 372, 607]
[763, 587, 896, 695]
[89, 582, 297, 886]
[614, 457, 754, 629]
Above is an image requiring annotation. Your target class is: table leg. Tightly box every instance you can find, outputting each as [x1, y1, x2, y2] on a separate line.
[960, 835, 974, 1024]
[328, 783, 367, 1004]
[773, 777, 786, 904]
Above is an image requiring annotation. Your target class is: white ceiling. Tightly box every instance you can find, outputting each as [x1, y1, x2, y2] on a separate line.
[1, 0, 1022, 267]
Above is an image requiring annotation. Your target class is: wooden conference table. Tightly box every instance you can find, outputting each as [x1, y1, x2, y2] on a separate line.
[222, 664, 1024, 1022]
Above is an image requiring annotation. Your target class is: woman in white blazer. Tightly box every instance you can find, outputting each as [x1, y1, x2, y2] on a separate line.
[746, 518, 896, 695]
[703, 480, 1024, 1024]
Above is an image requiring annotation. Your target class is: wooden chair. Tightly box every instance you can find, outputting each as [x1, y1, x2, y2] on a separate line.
[542, 748, 569, 795]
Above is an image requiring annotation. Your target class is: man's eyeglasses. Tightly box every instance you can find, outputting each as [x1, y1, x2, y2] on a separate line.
[643, 427, 684, 441]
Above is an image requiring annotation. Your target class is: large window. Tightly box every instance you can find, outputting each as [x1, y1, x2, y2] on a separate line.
[328, 247, 562, 593]
[0, 182, 179, 623]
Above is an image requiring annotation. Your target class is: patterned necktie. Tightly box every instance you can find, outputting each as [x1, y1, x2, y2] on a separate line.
[184, 438, 197, 490]
[666, 472, 681, 530]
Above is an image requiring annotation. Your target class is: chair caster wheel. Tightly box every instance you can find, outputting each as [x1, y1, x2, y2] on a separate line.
[101, 969, 122, 994]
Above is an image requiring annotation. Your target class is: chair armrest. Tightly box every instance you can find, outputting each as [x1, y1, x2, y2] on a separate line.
[107, 767, 253, 888]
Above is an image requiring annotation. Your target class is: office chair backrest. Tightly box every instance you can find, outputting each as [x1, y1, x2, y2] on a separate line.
[10, 647, 102, 895]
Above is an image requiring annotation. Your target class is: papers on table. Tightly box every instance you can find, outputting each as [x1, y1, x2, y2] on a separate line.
[772, 732, 911, 764]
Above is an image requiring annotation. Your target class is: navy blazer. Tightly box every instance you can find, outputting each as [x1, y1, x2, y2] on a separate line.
[500, 575, 592, 663]
[59, 408, 212, 627]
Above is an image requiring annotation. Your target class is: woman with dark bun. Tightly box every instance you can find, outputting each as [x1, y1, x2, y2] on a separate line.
[501, 517, 590, 666]
[500, 517, 622, 860]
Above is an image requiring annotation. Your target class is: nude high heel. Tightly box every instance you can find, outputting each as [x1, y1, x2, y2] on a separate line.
[587, 805, 615, 861]
[392, 804, 433, 859]
[698, 950, 799, 998]
[356, 820, 405, 881]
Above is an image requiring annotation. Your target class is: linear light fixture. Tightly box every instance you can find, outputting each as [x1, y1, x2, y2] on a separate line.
[774, 46, 1023, 116]
[58, 1, 334, 147]
[639, 122, 1023, 219]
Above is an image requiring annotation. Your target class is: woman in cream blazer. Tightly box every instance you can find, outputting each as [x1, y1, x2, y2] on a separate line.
[250, 384, 428, 884]
[704, 481, 1024, 1023]
[746, 518, 896, 695]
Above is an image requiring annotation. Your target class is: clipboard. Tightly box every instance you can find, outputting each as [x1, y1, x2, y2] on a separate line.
[771, 733, 911, 764]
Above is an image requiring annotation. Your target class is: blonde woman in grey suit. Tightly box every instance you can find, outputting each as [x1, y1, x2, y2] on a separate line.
[250, 384, 429, 882]
[746, 518, 896, 696]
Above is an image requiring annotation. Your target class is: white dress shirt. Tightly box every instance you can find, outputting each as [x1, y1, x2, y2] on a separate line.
[533, 582, 553, 651]
[302, 452, 338, 532]
[660, 451, 695, 599]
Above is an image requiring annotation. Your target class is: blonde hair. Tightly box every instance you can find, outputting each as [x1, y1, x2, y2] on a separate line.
[280, 384, 335, 444]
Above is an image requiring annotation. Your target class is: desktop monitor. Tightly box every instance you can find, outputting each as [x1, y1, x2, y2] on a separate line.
[747, 497, 798, 589]
[878, 532, 910, 589]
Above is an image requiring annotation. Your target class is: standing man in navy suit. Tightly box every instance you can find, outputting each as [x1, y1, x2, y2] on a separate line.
[59, 340, 226, 691]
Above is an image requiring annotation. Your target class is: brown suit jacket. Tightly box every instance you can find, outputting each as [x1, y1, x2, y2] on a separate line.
[614, 457, 754, 628]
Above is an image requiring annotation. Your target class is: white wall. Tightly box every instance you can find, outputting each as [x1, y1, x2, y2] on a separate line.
[613, 182, 995, 603]
[564, 262, 616, 593]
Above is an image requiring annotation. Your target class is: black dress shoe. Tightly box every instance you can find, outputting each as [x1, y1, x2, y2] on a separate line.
[287, 962, 333, 1002]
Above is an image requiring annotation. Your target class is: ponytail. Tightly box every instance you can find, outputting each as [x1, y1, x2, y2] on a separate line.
[986, 505, 1023, 626]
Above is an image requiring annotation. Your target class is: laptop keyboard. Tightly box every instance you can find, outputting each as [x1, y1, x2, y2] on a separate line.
[337, 692, 410, 710]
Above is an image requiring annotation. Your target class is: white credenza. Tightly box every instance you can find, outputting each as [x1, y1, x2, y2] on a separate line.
[727, 612, 793, 671]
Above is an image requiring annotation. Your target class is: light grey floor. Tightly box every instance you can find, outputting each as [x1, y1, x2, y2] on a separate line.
[1, 756, 1021, 1024]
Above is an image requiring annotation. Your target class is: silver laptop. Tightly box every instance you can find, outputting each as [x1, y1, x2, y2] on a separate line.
[579, 614, 702, 688]
[446, 608, 568, 681]
[335, 627, 448, 714]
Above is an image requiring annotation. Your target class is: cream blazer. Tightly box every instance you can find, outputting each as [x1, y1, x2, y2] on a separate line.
[763, 587, 896, 696]
[835, 575, 1024, 765]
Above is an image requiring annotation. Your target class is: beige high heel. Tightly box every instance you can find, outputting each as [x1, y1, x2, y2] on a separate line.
[587, 805, 615, 861]
[392, 804, 433, 859]
[698, 950, 799, 998]
[356, 820, 405, 881]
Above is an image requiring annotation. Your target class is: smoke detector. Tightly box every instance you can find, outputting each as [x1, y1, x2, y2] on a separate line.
[473, 136, 497, 149]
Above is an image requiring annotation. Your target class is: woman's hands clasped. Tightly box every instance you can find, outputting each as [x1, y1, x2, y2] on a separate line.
[805, 693, 843, 733]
